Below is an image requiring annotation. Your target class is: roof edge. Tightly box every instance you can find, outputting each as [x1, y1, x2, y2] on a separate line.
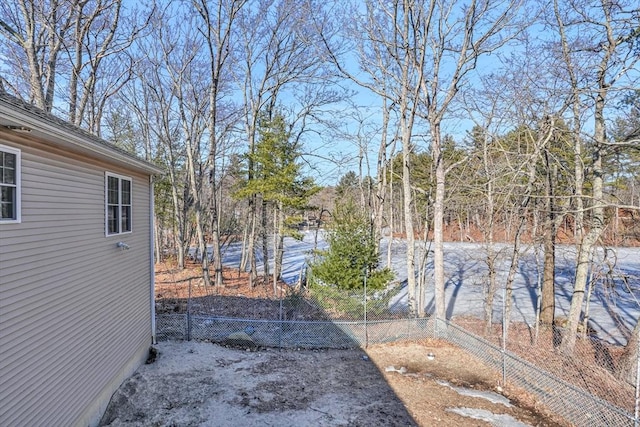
[0, 92, 163, 175]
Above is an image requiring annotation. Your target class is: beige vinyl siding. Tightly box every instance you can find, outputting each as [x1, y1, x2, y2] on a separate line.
[0, 138, 153, 427]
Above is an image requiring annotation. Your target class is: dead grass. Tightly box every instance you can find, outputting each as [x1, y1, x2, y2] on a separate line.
[453, 316, 634, 412]
[155, 260, 325, 319]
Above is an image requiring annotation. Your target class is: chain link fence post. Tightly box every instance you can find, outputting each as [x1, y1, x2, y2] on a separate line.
[279, 282, 283, 349]
[363, 267, 368, 348]
[187, 278, 192, 341]
[635, 344, 639, 427]
[501, 284, 507, 386]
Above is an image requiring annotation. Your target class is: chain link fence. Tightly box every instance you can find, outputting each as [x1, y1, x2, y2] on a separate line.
[155, 276, 639, 427]
[157, 315, 434, 348]
[438, 320, 635, 426]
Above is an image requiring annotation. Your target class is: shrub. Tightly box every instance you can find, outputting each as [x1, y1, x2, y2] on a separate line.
[309, 200, 393, 291]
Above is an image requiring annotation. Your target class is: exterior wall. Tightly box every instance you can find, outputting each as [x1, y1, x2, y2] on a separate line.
[0, 134, 153, 426]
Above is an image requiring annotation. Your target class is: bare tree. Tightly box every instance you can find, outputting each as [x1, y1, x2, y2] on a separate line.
[193, 0, 246, 287]
[406, 0, 525, 320]
[322, 0, 427, 314]
[234, 0, 341, 286]
[323, 0, 524, 317]
[161, 10, 215, 286]
[0, 0, 148, 133]
[0, 0, 78, 110]
[127, 3, 208, 273]
[461, 13, 581, 331]
[67, 0, 137, 132]
[552, 0, 640, 354]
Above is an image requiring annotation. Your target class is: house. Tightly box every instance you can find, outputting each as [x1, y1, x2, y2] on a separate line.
[0, 92, 163, 426]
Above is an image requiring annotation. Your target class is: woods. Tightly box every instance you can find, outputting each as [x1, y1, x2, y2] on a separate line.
[1, 0, 638, 363]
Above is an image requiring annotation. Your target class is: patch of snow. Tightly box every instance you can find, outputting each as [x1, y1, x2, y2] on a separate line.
[384, 366, 407, 374]
[446, 407, 532, 427]
[436, 380, 512, 407]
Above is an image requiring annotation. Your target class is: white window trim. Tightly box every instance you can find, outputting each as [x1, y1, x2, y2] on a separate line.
[105, 171, 133, 236]
[0, 144, 21, 224]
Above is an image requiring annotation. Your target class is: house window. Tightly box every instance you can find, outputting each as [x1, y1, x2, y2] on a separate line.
[106, 172, 132, 235]
[0, 145, 20, 223]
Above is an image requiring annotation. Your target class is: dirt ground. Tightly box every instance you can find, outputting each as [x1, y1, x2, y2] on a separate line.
[99, 262, 568, 426]
[100, 339, 565, 427]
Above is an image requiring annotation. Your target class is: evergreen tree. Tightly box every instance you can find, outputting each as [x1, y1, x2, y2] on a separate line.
[335, 171, 359, 200]
[236, 113, 319, 290]
[310, 200, 393, 290]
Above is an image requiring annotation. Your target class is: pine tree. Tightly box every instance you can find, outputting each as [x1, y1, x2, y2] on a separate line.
[236, 113, 319, 291]
[310, 200, 393, 290]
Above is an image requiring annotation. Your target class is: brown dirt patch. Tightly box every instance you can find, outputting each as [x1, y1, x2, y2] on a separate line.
[155, 260, 326, 319]
[366, 340, 567, 426]
[453, 316, 633, 412]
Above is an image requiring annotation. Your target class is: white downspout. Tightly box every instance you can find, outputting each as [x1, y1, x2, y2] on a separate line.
[150, 175, 157, 344]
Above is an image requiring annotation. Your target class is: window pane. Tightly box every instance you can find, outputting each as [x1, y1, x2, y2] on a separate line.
[0, 150, 17, 220]
[108, 176, 119, 204]
[0, 186, 15, 219]
[3, 151, 15, 168]
[122, 179, 131, 205]
[1, 201, 14, 219]
[108, 205, 119, 234]
[105, 175, 132, 234]
[1, 152, 16, 185]
[1, 185, 12, 201]
[121, 206, 131, 232]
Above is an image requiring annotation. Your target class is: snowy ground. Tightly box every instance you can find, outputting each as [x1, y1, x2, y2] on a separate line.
[213, 231, 640, 345]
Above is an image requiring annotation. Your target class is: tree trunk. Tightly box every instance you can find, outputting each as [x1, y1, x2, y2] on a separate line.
[416, 214, 429, 318]
[195, 209, 211, 286]
[505, 120, 552, 335]
[503, 216, 526, 337]
[560, 43, 609, 353]
[432, 125, 446, 320]
[154, 216, 162, 264]
[261, 198, 270, 284]
[240, 215, 249, 271]
[560, 222, 600, 353]
[180, 106, 211, 287]
[210, 192, 224, 287]
[402, 127, 416, 315]
[540, 152, 556, 326]
[540, 233, 555, 325]
[482, 133, 497, 333]
[168, 158, 186, 269]
[249, 207, 258, 287]
[484, 248, 497, 334]
[274, 202, 285, 294]
[387, 150, 395, 269]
